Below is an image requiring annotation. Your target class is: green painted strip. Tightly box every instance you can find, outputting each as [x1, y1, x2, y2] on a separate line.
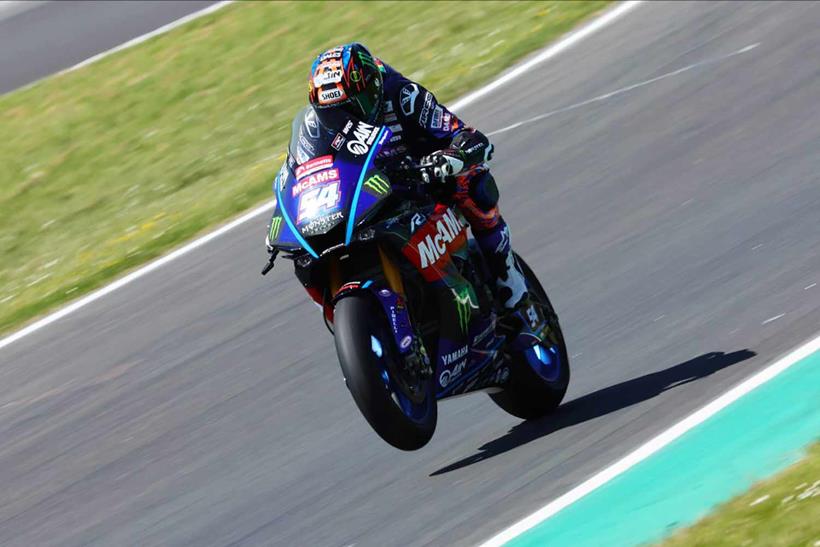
[506, 349, 820, 547]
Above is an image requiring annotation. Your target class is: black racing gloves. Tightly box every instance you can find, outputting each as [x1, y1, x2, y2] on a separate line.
[420, 128, 494, 183]
[419, 149, 465, 183]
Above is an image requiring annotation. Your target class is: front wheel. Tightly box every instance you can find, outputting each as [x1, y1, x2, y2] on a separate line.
[334, 293, 436, 450]
[489, 253, 570, 419]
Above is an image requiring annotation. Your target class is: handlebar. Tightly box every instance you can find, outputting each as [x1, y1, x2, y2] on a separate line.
[383, 157, 433, 188]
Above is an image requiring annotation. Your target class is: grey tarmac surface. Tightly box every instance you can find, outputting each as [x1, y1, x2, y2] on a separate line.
[1, 1, 820, 546]
[0, 0, 219, 94]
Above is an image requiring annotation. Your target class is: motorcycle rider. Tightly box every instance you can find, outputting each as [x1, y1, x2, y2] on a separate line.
[273, 43, 531, 317]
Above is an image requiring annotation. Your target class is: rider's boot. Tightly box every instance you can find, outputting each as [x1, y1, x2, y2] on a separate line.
[473, 220, 526, 308]
[473, 219, 547, 343]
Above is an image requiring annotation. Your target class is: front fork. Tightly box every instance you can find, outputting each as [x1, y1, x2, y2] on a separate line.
[329, 246, 432, 375]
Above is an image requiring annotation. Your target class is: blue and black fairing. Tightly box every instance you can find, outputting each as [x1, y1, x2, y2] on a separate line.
[266, 107, 394, 257]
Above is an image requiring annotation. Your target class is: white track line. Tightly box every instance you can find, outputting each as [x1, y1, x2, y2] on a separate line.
[480, 332, 820, 546]
[0, 1, 44, 20]
[488, 43, 760, 136]
[0, 203, 274, 351]
[4, 1, 235, 96]
[0, 0, 643, 352]
[450, 1, 644, 111]
[63, 1, 234, 73]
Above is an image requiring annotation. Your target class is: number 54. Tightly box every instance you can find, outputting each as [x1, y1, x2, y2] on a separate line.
[298, 182, 341, 222]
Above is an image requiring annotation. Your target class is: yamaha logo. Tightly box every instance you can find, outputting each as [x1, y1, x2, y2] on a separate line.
[400, 84, 419, 116]
[305, 109, 320, 139]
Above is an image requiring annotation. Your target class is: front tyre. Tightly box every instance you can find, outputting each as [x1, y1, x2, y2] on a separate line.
[490, 254, 570, 419]
[334, 293, 436, 450]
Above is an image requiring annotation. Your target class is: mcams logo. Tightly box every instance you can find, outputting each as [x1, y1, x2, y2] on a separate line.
[292, 168, 339, 197]
[416, 209, 465, 268]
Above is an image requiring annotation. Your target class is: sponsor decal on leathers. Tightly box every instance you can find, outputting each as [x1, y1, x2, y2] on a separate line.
[419, 91, 434, 125]
[400, 83, 419, 115]
[431, 106, 443, 129]
[304, 109, 320, 139]
[441, 112, 452, 131]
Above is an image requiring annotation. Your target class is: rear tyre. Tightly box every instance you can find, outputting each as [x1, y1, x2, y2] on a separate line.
[489, 254, 570, 419]
[334, 293, 436, 450]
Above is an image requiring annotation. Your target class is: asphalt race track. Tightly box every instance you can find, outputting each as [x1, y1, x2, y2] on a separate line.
[0, 0, 219, 94]
[1, 2, 820, 546]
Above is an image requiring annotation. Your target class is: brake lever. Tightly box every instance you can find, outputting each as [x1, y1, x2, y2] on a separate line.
[261, 248, 279, 276]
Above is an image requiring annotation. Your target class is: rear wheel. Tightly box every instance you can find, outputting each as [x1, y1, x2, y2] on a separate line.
[334, 293, 436, 450]
[489, 254, 570, 419]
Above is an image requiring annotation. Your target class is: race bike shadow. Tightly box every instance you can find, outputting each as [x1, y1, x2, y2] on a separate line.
[430, 349, 756, 476]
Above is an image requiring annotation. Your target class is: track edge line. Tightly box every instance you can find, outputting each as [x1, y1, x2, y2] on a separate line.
[478, 332, 820, 547]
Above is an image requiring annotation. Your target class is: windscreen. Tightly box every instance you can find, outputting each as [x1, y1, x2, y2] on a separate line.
[288, 107, 337, 165]
[276, 107, 391, 247]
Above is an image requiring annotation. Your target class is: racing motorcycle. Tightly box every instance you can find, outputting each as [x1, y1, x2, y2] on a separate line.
[262, 110, 569, 450]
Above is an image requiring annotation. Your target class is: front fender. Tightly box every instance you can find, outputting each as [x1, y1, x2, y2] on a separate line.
[333, 283, 415, 355]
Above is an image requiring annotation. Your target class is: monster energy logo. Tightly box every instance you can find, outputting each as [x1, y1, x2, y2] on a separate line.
[357, 51, 376, 69]
[364, 174, 389, 196]
[268, 216, 283, 240]
[451, 287, 478, 334]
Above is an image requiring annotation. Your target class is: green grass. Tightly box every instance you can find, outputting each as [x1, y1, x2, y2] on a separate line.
[661, 442, 820, 547]
[0, 1, 609, 335]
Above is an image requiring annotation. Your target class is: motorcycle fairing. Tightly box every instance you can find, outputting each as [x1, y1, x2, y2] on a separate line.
[372, 205, 509, 396]
[268, 118, 393, 257]
[276, 111, 519, 401]
[433, 288, 508, 397]
[400, 204, 468, 283]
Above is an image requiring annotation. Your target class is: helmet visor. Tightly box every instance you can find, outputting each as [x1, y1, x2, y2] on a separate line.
[349, 76, 383, 124]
